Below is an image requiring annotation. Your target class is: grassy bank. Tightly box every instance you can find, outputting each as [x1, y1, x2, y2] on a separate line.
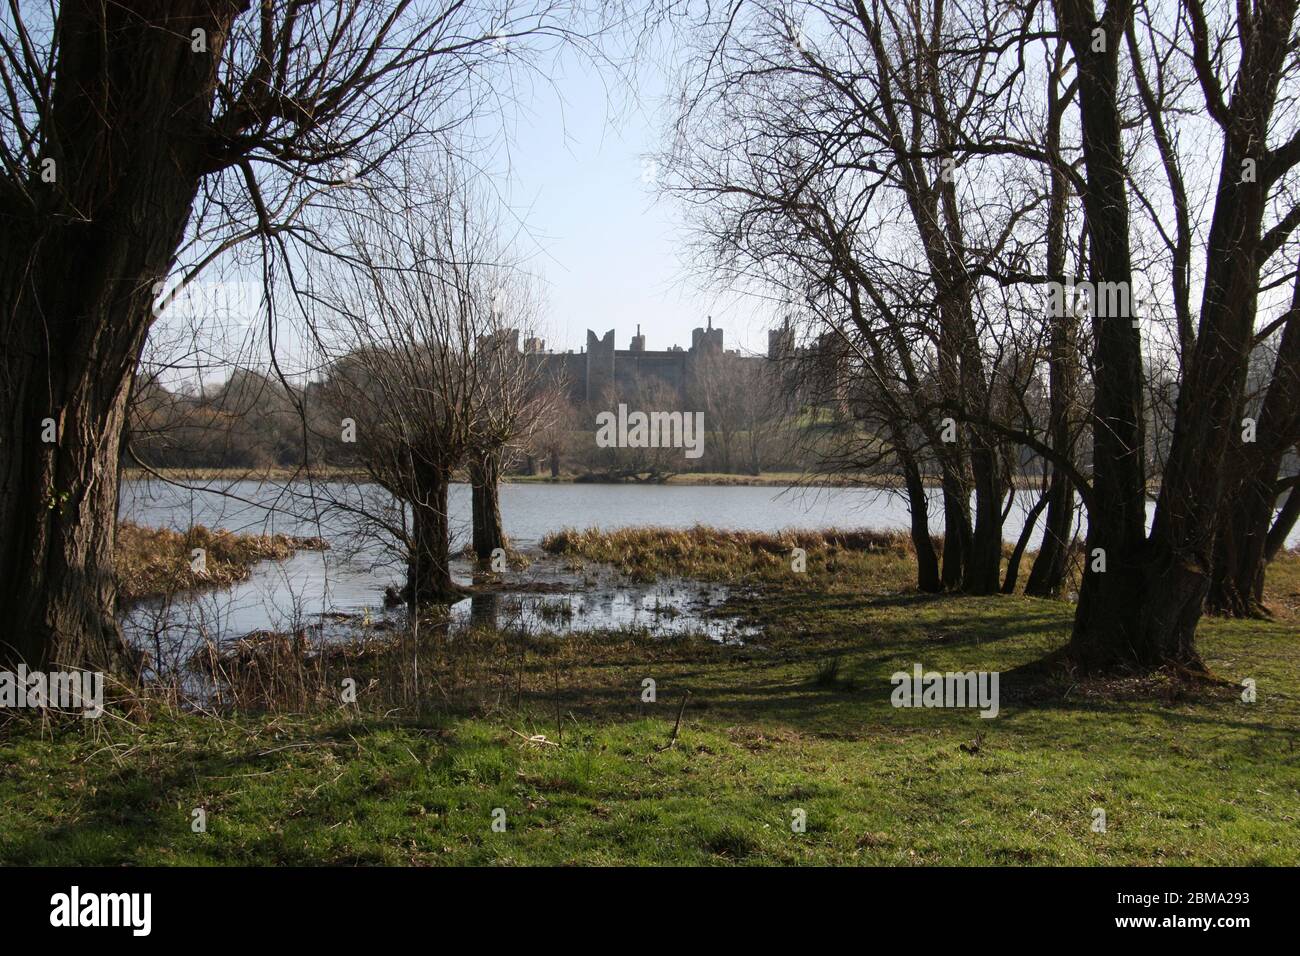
[127, 466, 837, 486]
[116, 522, 328, 603]
[125, 466, 1138, 490]
[3, 534, 1296, 865]
[541, 525, 919, 584]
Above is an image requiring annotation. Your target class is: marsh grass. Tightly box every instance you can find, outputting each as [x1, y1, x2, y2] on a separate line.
[115, 522, 328, 603]
[541, 525, 916, 585]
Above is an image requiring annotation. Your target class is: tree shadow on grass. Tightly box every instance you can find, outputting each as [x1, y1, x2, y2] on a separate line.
[3, 718, 498, 865]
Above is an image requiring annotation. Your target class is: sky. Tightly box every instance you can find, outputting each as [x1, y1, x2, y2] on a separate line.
[154, 17, 781, 392]
[483, 45, 773, 357]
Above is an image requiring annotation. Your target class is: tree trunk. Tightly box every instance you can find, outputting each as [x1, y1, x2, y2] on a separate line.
[966, 435, 1005, 594]
[1058, 0, 1161, 670]
[940, 468, 971, 589]
[1064, 0, 1292, 669]
[407, 470, 461, 603]
[1264, 484, 1300, 564]
[897, 446, 942, 593]
[1004, 489, 1051, 594]
[0, 0, 243, 671]
[1136, 22, 1287, 659]
[0, 363, 136, 672]
[1207, 275, 1300, 616]
[470, 449, 507, 562]
[1026, 61, 1078, 599]
[1026, 463, 1076, 596]
[1025, 469, 1075, 597]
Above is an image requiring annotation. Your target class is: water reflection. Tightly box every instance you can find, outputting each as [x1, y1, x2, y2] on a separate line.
[447, 579, 755, 644]
[118, 477, 1296, 653]
[123, 549, 757, 662]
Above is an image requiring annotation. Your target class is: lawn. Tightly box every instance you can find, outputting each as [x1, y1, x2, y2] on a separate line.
[2, 535, 1296, 866]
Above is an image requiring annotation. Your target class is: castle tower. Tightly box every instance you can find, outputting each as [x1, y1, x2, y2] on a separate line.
[768, 316, 795, 360]
[585, 328, 616, 404]
[691, 316, 723, 353]
[630, 324, 646, 352]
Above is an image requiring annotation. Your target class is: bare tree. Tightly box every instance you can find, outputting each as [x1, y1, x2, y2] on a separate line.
[1208, 261, 1300, 615]
[468, 289, 558, 564]
[310, 163, 542, 602]
[689, 348, 784, 474]
[662, 0, 1300, 672]
[1058, 0, 1300, 669]
[529, 388, 580, 478]
[0, 0, 588, 670]
[662, 0, 1050, 593]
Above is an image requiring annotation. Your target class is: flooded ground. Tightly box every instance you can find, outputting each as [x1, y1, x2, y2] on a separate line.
[123, 543, 758, 670]
[120, 477, 1300, 658]
[118, 478, 901, 654]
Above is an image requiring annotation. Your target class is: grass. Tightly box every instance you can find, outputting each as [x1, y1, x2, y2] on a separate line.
[541, 524, 918, 584]
[131, 466, 847, 487]
[3, 535, 1297, 866]
[116, 521, 327, 603]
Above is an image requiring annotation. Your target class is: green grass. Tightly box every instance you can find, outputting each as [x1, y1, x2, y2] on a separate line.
[2, 543, 1297, 866]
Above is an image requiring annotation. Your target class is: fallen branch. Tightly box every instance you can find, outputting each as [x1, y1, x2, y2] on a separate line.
[511, 729, 560, 748]
[656, 690, 691, 752]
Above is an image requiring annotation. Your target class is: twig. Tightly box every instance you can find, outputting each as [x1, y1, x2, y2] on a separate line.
[554, 670, 562, 747]
[656, 690, 691, 752]
[510, 729, 560, 747]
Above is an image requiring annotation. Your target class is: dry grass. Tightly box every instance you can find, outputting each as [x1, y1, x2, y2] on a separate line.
[115, 521, 328, 603]
[541, 524, 915, 583]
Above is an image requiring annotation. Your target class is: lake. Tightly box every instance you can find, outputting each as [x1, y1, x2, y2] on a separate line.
[119, 478, 1298, 653]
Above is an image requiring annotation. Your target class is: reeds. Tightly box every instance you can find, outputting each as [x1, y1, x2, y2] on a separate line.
[115, 522, 328, 603]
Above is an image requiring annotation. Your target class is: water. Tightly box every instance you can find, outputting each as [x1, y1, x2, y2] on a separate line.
[120, 479, 938, 547]
[120, 478, 1299, 652]
[122, 478, 1114, 551]
[120, 479, 821, 652]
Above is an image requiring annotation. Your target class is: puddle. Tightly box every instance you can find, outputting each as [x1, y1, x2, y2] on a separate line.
[445, 578, 757, 644]
[123, 550, 758, 674]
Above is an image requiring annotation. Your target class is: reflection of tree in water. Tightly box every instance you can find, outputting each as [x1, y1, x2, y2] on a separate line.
[469, 593, 498, 630]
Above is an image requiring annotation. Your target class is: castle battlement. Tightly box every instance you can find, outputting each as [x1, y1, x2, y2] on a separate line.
[517, 317, 840, 407]
[520, 319, 751, 404]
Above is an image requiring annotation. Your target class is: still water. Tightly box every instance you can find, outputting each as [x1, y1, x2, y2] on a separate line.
[122, 479, 947, 547]
[120, 479, 917, 650]
[120, 478, 1298, 651]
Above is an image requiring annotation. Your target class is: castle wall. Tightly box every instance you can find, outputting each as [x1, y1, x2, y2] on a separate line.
[615, 351, 687, 398]
[521, 324, 798, 407]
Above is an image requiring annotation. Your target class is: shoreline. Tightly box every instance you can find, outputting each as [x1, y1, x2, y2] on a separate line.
[121, 467, 1109, 492]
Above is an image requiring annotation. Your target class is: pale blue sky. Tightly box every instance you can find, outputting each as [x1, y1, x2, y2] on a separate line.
[487, 46, 773, 356]
[158, 26, 777, 392]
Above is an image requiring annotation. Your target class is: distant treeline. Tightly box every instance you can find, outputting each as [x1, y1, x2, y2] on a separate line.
[127, 366, 829, 477]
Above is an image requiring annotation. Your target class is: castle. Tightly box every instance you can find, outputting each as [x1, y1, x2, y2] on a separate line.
[484, 317, 843, 408]
[514, 318, 772, 405]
